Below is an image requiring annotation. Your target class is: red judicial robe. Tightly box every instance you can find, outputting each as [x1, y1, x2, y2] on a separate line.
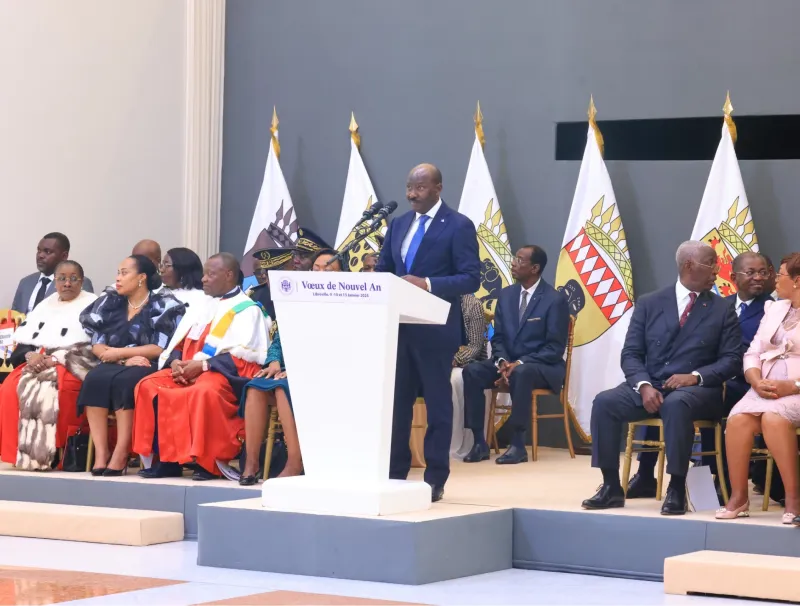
[132, 325, 261, 475]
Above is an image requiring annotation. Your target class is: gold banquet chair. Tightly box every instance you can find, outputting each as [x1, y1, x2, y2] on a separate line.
[752, 427, 800, 512]
[486, 315, 577, 461]
[621, 418, 729, 503]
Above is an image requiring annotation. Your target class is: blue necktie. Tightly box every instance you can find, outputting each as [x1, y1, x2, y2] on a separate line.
[404, 215, 430, 272]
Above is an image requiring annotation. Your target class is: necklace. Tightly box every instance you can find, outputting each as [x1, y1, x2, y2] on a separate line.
[128, 294, 149, 310]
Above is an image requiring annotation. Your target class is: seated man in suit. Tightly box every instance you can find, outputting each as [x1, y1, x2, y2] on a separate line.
[12, 232, 94, 313]
[462, 245, 569, 464]
[292, 228, 331, 271]
[582, 241, 741, 515]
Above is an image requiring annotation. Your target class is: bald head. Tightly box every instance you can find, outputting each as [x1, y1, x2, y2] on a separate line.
[406, 163, 443, 214]
[132, 240, 162, 266]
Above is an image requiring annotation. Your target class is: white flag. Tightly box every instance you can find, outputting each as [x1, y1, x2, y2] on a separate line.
[335, 114, 384, 272]
[457, 105, 513, 316]
[555, 108, 635, 441]
[691, 105, 758, 296]
[242, 108, 299, 278]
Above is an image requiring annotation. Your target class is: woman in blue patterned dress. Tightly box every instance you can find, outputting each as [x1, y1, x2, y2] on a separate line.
[238, 328, 301, 485]
[78, 255, 185, 476]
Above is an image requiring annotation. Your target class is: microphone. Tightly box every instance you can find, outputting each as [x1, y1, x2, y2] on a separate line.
[361, 200, 397, 233]
[357, 200, 384, 223]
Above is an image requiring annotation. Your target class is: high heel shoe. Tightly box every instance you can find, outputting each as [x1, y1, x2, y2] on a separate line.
[103, 466, 128, 477]
[90, 467, 107, 477]
[715, 501, 750, 519]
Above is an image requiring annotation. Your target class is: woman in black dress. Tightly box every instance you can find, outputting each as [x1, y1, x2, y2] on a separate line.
[78, 255, 185, 476]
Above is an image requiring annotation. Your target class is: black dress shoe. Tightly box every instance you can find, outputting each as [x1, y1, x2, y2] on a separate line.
[429, 484, 444, 502]
[625, 473, 657, 499]
[102, 466, 127, 477]
[90, 467, 107, 477]
[661, 486, 687, 515]
[239, 475, 258, 486]
[463, 442, 490, 463]
[582, 484, 625, 510]
[496, 445, 528, 465]
[192, 467, 218, 481]
[137, 462, 183, 479]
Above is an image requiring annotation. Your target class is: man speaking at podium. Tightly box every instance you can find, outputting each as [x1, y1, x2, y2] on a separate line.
[376, 163, 480, 501]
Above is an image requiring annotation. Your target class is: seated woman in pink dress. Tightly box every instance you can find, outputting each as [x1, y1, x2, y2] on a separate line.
[717, 253, 800, 525]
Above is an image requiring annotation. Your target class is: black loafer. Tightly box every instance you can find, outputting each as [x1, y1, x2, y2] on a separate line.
[239, 475, 258, 486]
[661, 486, 687, 515]
[137, 462, 183, 479]
[625, 473, 657, 499]
[463, 442, 490, 463]
[582, 484, 625, 510]
[496, 445, 528, 465]
[192, 467, 218, 481]
[429, 484, 444, 503]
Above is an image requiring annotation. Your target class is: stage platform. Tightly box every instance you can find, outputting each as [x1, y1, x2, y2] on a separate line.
[2, 448, 799, 584]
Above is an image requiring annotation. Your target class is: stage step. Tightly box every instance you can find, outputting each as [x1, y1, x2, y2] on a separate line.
[665, 550, 800, 602]
[0, 500, 184, 546]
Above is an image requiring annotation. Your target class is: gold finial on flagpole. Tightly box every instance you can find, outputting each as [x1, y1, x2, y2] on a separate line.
[474, 101, 485, 149]
[349, 112, 361, 149]
[270, 106, 281, 159]
[723, 91, 737, 144]
[588, 95, 604, 156]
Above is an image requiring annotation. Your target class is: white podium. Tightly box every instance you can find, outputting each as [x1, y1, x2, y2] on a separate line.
[262, 271, 450, 516]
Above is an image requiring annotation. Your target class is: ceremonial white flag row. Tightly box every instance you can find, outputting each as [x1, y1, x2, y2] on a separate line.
[239, 94, 756, 444]
[690, 93, 759, 296]
[335, 113, 386, 272]
[242, 108, 299, 284]
[555, 98, 635, 440]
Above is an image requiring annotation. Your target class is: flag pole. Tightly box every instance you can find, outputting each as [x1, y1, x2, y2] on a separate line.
[723, 91, 737, 144]
[588, 95, 604, 156]
[270, 106, 281, 159]
[349, 112, 361, 149]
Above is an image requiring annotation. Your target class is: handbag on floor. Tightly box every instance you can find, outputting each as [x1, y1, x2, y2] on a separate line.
[62, 428, 89, 472]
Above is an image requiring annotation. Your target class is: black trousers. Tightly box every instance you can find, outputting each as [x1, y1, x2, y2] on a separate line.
[462, 359, 550, 433]
[389, 337, 455, 487]
[591, 382, 725, 477]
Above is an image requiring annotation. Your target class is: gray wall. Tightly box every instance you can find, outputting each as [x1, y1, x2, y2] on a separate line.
[221, 0, 800, 294]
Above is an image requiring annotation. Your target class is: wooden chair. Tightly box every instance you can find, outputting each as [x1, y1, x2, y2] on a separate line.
[486, 316, 577, 461]
[754, 427, 800, 512]
[621, 418, 729, 503]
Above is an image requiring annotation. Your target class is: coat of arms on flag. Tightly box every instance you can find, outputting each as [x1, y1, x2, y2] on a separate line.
[555, 97, 635, 441]
[691, 93, 759, 296]
[242, 108, 299, 280]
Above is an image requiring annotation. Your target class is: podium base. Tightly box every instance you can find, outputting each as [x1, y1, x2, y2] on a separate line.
[261, 476, 432, 516]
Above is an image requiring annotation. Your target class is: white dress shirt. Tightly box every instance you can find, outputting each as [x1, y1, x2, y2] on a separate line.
[400, 198, 442, 291]
[27, 272, 54, 313]
[635, 280, 704, 392]
[735, 295, 752, 317]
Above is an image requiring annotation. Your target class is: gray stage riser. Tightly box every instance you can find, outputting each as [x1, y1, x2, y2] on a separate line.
[512, 509, 800, 581]
[197, 505, 513, 585]
[0, 475, 256, 539]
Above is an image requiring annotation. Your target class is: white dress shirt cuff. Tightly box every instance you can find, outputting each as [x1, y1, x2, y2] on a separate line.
[425, 278, 431, 292]
[634, 381, 652, 393]
[691, 371, 703, 386]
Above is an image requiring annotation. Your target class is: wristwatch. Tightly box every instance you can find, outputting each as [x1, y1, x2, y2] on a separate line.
[202, 360, 209, 373]
[794, 380, 800, 394]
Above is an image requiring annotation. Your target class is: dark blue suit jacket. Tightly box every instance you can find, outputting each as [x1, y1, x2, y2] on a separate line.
[376, 201, 480, 353]
[621, 285, 742, 389]
[491, 280, 570, 392]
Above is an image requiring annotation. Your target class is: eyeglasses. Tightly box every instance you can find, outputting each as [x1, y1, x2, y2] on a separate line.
[777, 271, 791, 278]
[55, 276, 82, 284]
[735, 270, 770, 279]
[695, 261, 721, 272]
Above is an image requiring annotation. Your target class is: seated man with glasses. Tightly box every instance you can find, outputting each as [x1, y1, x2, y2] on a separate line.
[582, 241, 741, 515]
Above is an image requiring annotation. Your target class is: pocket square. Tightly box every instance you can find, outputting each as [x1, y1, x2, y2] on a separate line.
[528, 317, 542, 322]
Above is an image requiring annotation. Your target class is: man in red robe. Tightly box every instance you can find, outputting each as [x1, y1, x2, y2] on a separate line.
[133, 253, 269, 480]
